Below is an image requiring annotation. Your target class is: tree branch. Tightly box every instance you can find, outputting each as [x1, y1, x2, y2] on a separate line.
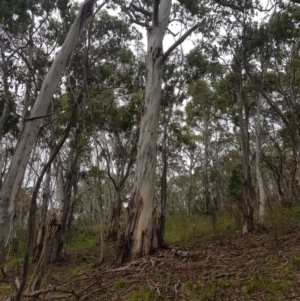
[130, 3, 151, 18]
[163, 24, 199, 63]
[152, 0, 160, 27]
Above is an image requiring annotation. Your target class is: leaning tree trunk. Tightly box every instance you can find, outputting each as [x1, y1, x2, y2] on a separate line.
[0, 0, 96, 266]
[115, 0, 172, 264]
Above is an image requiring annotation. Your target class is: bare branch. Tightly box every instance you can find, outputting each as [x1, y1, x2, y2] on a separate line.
[22, 287, 79, 299]
[130, 3, 151, 17]
[163, 24, 199, 63]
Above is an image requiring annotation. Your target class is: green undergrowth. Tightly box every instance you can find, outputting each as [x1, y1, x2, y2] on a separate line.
[165, 204, 300, 246]
[242, 271, 292, 297]
[112, 278, 126, 291]
[129, 287, 156, 301]
[69, 224, 100, 251]
[165, 210, 239, 245]
[1, 204, 300, 300]
[264, 204, 300, 229]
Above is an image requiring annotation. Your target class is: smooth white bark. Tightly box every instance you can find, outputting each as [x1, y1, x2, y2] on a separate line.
[129, 0, 172, 257]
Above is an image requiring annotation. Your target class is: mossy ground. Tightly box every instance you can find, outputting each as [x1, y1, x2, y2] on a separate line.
[1, 205, 300, 300]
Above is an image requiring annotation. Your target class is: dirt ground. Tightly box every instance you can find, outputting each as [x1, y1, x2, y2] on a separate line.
[2, 226, 299, 301]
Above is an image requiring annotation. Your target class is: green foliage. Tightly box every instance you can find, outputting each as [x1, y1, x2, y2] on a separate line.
[271, 6, 300, 43]
[0, 0, 30, 29]
[0, 96, 19, 137]
[169, 123, 198, 151]
[185, 46, 223, 82]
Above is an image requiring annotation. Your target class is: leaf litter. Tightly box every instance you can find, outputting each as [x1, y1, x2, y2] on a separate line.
[2, 227, 300, 300]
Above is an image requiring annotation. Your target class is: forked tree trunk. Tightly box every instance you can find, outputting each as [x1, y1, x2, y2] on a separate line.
[115, 0, 172, 263]
[0, 0, 96, 266]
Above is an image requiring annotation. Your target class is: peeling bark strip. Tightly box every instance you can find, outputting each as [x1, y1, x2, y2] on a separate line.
[0, 0, 97, 265]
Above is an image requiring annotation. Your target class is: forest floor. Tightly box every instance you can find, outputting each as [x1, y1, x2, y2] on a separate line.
[1, 209, 300, 300]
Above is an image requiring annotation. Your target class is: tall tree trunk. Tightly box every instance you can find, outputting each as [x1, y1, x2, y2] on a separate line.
[33, 167, 51, 264]
[108, 187, 123, 241]
[256, 91, 265, 226]
[237, 94, 253, 234]
[158, 104, 172, 247]
[0, 39, 10, 142]
[51, 146, 79, 263]
[115, 0, 172, 264]
[0, 0, 96, 266]
[203, 106, 210, 214]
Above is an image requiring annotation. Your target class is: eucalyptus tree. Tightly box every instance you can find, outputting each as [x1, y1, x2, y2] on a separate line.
[243, 5, 300, 209]
[0, 0, 100, 267]
[186, 80, 214, 214]
[112, 0, 210, 263]
[67, 11, 144, 242]
[97, 93, 142, 241]
[212, 0, 279, 233]
[156, 50, 186, 245]
[169, 120, 201, 215]
[215, 47, 256, 234]
[48, 8, 142, 261]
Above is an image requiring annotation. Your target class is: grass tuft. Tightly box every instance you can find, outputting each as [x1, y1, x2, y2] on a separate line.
[112, 278, 126, 291]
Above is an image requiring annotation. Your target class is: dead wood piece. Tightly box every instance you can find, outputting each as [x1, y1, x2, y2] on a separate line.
[171, 249, 189, 257]
[23, 286, 79, 300]
[104, 260, 139, 273]
[215, 272, 235, 278]
[81, 288, 104, 300]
